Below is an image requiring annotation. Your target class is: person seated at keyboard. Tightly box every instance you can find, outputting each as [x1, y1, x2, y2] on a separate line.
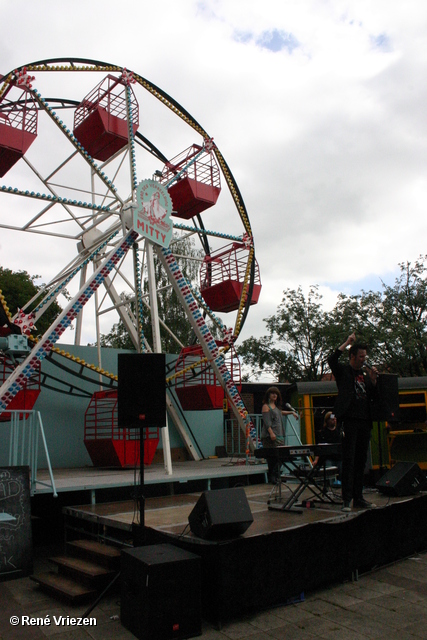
[313, 412, 342, 482]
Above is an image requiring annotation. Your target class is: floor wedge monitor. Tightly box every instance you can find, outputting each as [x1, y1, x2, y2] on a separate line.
[189, 487, 253, 540]
[376, 461, 425, 497]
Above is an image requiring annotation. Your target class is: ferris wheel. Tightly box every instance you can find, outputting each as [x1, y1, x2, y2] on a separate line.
[0, 58, 262, 459]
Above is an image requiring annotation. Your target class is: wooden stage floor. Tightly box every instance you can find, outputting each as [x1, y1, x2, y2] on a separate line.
[61, 480, 427, 625]
[62, 481, 416, 542]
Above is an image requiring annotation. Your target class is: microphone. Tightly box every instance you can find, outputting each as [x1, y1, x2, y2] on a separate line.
[364, 361, 379, 376]
[285, 403, 299, 420]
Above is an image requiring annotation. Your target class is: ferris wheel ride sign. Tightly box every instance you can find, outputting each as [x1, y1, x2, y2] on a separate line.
[134, 179, 173, 248]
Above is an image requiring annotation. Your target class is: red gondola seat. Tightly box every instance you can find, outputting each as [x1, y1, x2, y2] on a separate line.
[0, 87, 37, 177]
[84, 390, 159, 468]
[73, 75, 139, 162]
[0, 355, 41, 421]
[175, 342, 241, 411]
[161, 144, 221, 219]
[200, 242, 262, 313]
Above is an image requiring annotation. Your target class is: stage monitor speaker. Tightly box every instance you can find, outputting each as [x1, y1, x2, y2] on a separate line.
[188, 487, 253, 540]
[376, 461, 426, 497]
[121, 544, 201, 640]
[372, 373, 399, 422]
[118, 353, 166, 428]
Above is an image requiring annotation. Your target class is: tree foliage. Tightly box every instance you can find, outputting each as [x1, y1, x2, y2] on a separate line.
[100, 310, 134, 350]
[238, 256, 427, 382]
[0, 267, 63, 337]
[369, 256, 427, 376]
[238, 286, 331, 382]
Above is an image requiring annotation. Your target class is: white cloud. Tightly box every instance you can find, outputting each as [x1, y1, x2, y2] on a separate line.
[1, 0, 427, 354]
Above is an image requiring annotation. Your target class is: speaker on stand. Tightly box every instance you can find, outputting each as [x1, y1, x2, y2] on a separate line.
[371, 373, 399, 477]
[117, 353, 166, 539]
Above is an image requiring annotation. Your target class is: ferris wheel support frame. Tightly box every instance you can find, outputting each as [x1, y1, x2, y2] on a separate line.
[156, 246, 256, 452]
[0, 59, 260, 462]
[145, 239, 174, 474]
[0, 229, 138, 413]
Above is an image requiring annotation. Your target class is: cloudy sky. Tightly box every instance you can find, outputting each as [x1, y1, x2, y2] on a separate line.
[1, 0, 427, 349]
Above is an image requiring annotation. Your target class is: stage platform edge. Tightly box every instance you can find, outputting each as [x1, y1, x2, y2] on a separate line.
[62, 484, 427, 625]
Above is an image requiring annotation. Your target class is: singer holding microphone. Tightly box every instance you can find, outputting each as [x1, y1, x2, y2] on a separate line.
[328, 333, 379, 511]
[261, 387, 299, 483]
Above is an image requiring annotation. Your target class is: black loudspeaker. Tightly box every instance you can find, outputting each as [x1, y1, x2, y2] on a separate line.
[372, 373, 399, 422]
[118, 353, 166, 428]
[121, 544, 201, 640]
[188, 487, 253, 540]
[376, 462, 426, 497]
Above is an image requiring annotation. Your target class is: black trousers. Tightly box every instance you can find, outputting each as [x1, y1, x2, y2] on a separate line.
[341, 418, 372, 503]
[261, 437, 282, 481]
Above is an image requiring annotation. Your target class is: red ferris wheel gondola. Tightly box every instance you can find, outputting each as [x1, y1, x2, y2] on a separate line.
[0, 69, 38, 177]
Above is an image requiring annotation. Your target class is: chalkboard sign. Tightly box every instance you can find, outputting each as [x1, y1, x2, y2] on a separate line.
[0, 466, 33, 580]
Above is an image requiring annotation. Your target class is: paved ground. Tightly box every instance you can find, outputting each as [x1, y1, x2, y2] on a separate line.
[1, 544, 427, 639]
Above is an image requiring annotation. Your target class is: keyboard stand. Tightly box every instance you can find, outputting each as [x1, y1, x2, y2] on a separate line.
[268, 459, 341, 513]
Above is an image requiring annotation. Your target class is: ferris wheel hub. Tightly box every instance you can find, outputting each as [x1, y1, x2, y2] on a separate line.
[77, 227, 104, 254]
[121, 202, 135, 231]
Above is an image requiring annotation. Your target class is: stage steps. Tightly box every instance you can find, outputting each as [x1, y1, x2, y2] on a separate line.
[30, 539, 121, 604]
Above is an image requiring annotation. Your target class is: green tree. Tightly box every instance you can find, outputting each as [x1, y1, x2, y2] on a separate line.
[237, 285, 330, 381]
[326, 290, 381, 356]
[375, 257, 427, 376]
[100, 309, 134, 349]
[0, 267, 63, 337]
[325, 258, 427, 376]
[237, 255, 427, 381]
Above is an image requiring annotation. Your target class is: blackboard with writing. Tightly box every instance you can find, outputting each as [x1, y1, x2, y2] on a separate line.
[0, 466, 33, 580]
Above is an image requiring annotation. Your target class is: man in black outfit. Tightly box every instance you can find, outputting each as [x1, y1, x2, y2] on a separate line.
[328, 332, 378, 512]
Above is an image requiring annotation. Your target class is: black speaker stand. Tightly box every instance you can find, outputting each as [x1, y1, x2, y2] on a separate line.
[133, 422, 146, 546]
[376, 419, 386, 478]
[127, 420, 147, 547]
[81, 570, 121, 620]
[374, 384, 386, 479]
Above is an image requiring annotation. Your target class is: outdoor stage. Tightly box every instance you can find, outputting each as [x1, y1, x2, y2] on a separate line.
[62, 478, 427, 626]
